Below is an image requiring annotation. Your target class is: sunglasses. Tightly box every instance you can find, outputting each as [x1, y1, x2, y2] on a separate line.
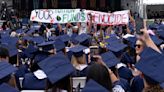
[135, 44, 142, 48]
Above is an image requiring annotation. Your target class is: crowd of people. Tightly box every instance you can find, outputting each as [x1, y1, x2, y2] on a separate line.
[0, 11, 164, 92]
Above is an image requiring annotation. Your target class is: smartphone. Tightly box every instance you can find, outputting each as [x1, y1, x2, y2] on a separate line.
[136, 18, 144, 33]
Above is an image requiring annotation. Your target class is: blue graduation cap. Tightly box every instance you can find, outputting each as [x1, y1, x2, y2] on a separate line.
[0, 43, 18, 57]
[118, 67, 133, 82]
[54, 39, 65, 52]
[158, 24, 164, 30]
[69, 45, 87, 57]
[100, 51, 119, 68]
[82, 79, 109, 92]
[22, 36, 33, 41]
[106, 42, 127, 53]
[148, 23, 158, 30]
[38, 53, 75, 84]
[16, 29, 24, 34]
[23, 44, 38, 58]
[105, 36, 121, 44]
[150, 35, 163, 46]
[33, 51, 50, 63]
[0, 37, 18, 45]
[37, 41, 55, 52]
[157, 30, 164, 40]
[0, 62, 17, 79]
[22, 73, 46, 90]
[31, 36, 45, 44]
[75, 33, 90, 43]
[130, 76, 144, 92]
[57, 34, 71, 43]
[124, 37, 137, 49]
[71, 33, 78, 45]
[0, 83, 19, 92]
[135, 47, 164, 83]
[26, 29, 35, 35]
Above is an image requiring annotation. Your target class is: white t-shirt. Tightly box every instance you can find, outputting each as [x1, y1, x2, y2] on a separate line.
[113, 85, 125, 92]
[46, 29, 52, 39]
[79, 23, 87, 35]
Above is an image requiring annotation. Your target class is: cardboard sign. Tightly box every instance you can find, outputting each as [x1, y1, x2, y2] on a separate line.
[30, 9, 87, 23]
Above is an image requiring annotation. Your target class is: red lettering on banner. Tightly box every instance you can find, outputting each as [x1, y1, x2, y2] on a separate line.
[122, 14, 127, 24]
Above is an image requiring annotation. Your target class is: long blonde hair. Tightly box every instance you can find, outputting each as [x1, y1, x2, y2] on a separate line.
[71, 54, 86, 67]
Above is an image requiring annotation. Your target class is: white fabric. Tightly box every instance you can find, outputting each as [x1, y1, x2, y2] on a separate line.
[113, 85, 125, 92]
[75, 64, 88, 71]
[33, 70, 47, 79]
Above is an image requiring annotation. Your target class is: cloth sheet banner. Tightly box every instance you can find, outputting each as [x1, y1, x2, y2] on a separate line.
[30, 9, 87, 23]
[86, 10, 130, 25]
[30, 9, 129, 25]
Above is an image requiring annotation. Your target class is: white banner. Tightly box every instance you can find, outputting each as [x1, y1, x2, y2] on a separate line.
[30, 9, 87, 23]
[86, 10, 130, 25]
[30, 9, 129, 25]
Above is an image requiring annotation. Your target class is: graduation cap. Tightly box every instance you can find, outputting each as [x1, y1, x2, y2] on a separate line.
[38, 53, 75, 84]
[100, 51, 119, 68]
[148, 23, 158, 30]
[16, 29, 24, 34]
[69, 45, 88, 57]
[124, 36, 137, 49]
[106, 42, 127, 53]
[105, 36, 121, 44]
[0, 62, 17, 79]
[135, 47, 164, 84]
[71, 33, 78, 45]
[75, 33, 90, 43]
[0, 37, 18, 45]
[0, 43, 18, 57]
[23, 44, 38, 58]
[26, 29, 35, 35]
[37, 41, 55, 52]
[118, 66, 133, 81]
[57, 34, 71, 43]
[0, 83, 19, 92]
[22, 36, 33, 41]
[31, 36, 45, 44]
[150, 35, 163, 46]
[82, 79, 109, 92]
[158, 24, 164, 30]
[54, 39, 65, 52]
[157, 30, 164, 40]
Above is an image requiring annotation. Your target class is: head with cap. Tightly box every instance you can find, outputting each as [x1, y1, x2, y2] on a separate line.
[135, 47, 164, 91]
[87, 63, 112, 91]
[70, 45, 87, 67]
[0, 46, 9, 61]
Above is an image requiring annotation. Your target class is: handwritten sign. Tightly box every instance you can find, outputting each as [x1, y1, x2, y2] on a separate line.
[30, 9, 87, 23]
[30, 9, 129, 25]
[86, 10, 129, 25]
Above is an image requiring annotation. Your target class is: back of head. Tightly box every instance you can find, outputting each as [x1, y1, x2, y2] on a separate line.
[0, 46, 9, 59]
[87, 63, 112, 91]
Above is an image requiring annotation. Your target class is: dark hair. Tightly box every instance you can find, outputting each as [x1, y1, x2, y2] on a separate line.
[0, 46, 9, 59]
[87, 63, 113, 91]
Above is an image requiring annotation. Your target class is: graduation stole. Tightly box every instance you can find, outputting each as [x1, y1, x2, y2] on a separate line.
[71, 0, 77, 8]
[51, 0, 58, 8]
[90, 0, 96, 9]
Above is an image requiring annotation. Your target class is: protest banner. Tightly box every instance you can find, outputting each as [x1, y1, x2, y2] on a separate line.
[30, 9, 129, 25]
[30, 9, 87, 23]
[86, 10, 130, 25]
